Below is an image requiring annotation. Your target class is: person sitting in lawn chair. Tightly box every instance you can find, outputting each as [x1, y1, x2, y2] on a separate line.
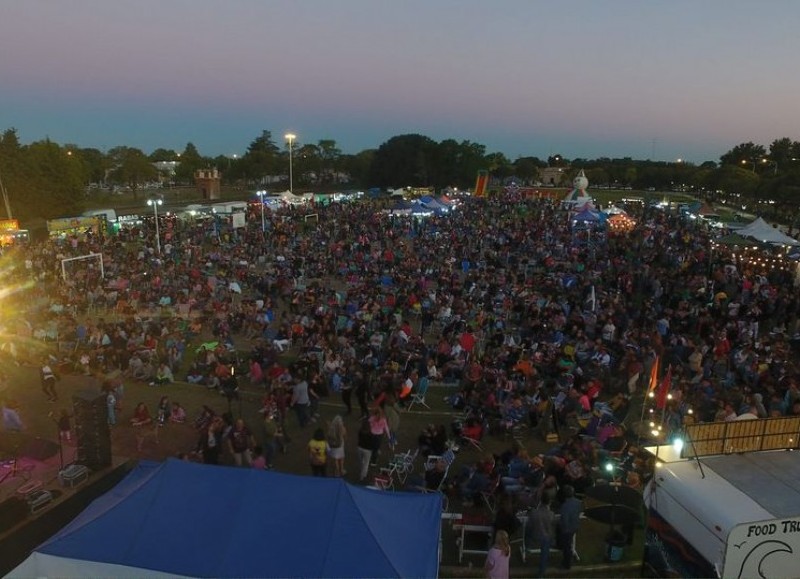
[498, 395, 527, 434]
[452, 415, 485, 451]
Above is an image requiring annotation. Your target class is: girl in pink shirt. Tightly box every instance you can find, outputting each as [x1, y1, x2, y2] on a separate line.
[485, 530, 510, 578]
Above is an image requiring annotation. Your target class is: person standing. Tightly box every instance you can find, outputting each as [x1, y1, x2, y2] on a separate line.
[130, 402, 154, 453]
[308, 427, 329, 477]
[356, 417, 374, 482]
[527, 495, 555, 578]
[106, 388, 117, 426]
[57, 409, 72, 442]
[327, 415, 347, 477]
[200, 416, 224, 465]
[485, 529, 510, 579]
[227, 418, 255, 467]
[340, 366, 353, 415]
[353, 370, 369, 419]
[291, 378, 311, 428]
[368, 407, 391, 467]
[40, 361, 59, 402]
[262, 412, 283, 469]
[382, 392, 400, 450]
[557, 485, 583, 571]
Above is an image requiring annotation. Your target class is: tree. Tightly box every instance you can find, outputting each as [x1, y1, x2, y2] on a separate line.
[368, 134, 438, 188]
[768, 137, 796, 169]
[18, 140, 87, 219]
[77, 147, 111, 184]
[295, 143, 321, 185]
[485, 152, 513, 181]
[241, 131, 281, 185]
[513, 157, 543, 184]
[107, 146, 158, 200]
[720, 142, 767, 167]
[340, 149, 374, 186]
[173, 142, 207, 184]
[149, 148, 179, 162]
[317, 139, 342, 184]
[711, 165, 760, 198]
[586, 167, 609, 187]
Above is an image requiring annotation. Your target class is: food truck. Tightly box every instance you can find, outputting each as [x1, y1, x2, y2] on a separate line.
[642, 417, 800, 578]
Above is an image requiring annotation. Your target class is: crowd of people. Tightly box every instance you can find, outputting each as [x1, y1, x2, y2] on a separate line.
[2, 189, 800, 574]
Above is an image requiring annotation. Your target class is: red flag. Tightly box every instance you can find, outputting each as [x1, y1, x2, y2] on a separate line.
[656, 365, 672, 410]
[647, 355, 660, 394]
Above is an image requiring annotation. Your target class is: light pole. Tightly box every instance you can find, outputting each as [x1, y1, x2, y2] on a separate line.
[256, 190, 267, 232]
[761, 158, 778, 176]
[285, 133, 296, 194]
[147, 197, 163, 255]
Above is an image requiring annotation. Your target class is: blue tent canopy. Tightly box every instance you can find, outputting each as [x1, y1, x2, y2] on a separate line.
[12, 460, 442, 578]
[420, 197, 449, 212]
[390, 200, 414, 210]
[573, 208, 602, 222]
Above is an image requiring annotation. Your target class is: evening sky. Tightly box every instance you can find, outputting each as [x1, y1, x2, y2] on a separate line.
[1, 0, 798, 162]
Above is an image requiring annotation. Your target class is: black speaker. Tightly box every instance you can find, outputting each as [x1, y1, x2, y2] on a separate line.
[0, 497, 28, 533]
[72, 393, 112, 470]
[21, 437, 60, 461]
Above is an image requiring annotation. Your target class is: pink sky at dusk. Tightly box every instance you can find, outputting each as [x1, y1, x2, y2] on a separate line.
[2, 0, 799, 162]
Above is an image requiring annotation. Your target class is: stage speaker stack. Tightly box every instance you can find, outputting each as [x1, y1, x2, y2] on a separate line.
[72, 393, 112, 471]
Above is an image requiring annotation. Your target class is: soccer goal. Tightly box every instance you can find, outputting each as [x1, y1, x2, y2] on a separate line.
[61, 252, 105, 281]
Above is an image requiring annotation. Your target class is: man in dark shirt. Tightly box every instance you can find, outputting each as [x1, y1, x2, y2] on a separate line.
[557, 485, 583, 570]
[527, 494, 555, 577]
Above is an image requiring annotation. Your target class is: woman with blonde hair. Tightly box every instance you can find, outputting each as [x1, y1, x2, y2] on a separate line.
[327, 415, 347, 477]
[485, 529, 510, 578]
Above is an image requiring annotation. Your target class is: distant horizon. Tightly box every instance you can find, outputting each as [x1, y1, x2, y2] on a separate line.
[3, 1, 799, 166]
[2, 125, 757, 166]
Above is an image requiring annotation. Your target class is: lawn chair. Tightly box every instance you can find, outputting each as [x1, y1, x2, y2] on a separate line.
[370, 469, 396, 490]
[425, 448, 456, 474]
[480, 476, 501, 514]
[407, 376, 430, 410]
[385, 448, 418, 484]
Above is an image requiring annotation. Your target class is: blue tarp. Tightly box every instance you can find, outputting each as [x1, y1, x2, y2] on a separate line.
[31, 459, 442, 578]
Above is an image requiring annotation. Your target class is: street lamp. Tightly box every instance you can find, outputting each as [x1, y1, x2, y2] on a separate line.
[147, 197, 163, 255]
[761, 158, 778, 176]
[256, 190, 267, 232]
[285, 133, 296, 194]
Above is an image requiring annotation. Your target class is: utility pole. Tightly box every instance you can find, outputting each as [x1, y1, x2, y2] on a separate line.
[0, 169, 12, 219]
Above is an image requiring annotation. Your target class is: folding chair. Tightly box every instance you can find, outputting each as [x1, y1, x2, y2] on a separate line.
[461, 432, 484, 453]
[407, 376, 430, 410]
[425, 448, 456, 475]
[480, 476, 501, 514]
[385, 448, 418, 484]
[369, 470, 395, 490]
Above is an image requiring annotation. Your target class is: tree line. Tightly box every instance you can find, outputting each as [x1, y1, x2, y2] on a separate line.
[1, 127, 799, 222]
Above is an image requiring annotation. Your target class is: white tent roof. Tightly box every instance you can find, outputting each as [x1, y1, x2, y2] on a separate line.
[738, 217, 800, 246]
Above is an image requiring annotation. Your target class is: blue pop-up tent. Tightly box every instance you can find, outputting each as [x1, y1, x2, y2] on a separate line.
[10, 459, 442, 578]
